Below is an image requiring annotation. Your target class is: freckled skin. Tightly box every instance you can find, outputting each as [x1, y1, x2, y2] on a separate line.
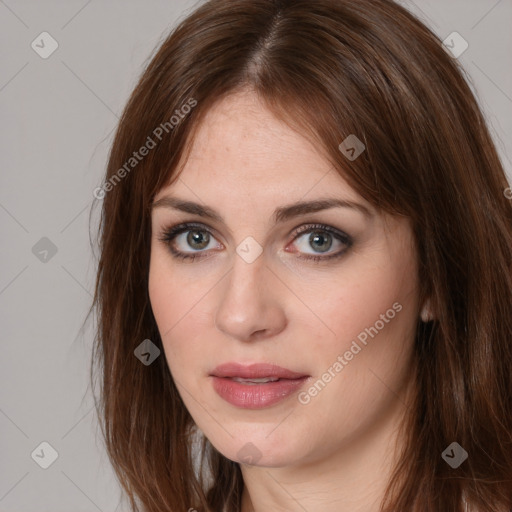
[149, 89, 422, 512]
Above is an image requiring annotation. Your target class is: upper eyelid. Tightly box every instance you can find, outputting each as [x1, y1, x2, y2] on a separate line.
[160, 221, 351, 247]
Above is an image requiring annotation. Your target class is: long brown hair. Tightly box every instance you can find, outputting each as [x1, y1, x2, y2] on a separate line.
[89, 0, 512, 510]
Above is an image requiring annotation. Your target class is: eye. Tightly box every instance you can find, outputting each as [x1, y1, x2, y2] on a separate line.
[288, 223, 352, 262]
[157, 222, 222, 261]
[157, 222, 352, 263]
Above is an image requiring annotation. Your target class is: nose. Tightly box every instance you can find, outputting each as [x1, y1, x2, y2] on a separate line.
[214, 250, 288, 342]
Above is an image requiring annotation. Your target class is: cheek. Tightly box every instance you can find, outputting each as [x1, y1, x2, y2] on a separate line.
[149, 244, 198, 330]
[148, 253, 176, 337]
[294, 269, 417, 446]
[148, 251, 212, 376]
[297, 258, 419, 431]
[148, 252, 186, 362]
[305, 251, 417, 355]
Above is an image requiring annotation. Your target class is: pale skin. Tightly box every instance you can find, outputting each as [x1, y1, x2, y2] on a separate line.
[148, 88, 424, 511]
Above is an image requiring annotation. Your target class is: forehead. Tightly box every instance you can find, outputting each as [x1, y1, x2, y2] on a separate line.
[157, 90, 362, 206]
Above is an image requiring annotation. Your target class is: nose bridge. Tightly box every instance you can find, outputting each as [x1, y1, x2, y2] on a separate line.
[214, 244, 286, 341]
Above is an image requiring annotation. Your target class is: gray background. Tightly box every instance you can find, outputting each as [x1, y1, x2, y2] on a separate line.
[1, 1, 511, 510]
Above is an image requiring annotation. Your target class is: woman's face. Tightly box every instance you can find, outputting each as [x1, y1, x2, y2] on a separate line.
[149, 89, 421, 468]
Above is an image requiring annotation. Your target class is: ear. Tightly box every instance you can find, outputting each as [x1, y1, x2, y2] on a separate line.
[420, 298, 434, 322]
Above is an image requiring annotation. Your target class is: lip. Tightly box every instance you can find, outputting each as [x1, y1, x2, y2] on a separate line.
[210, 362, 308, 380]
[210, 363, 310, 409]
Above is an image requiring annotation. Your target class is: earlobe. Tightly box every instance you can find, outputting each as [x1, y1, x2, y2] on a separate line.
[420, 298, 434, 322]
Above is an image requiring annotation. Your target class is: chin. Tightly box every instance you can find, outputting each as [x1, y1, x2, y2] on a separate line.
[210, 429, 306, 468]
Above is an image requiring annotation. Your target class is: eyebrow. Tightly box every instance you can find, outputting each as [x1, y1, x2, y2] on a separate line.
[151, 196, 373, 224]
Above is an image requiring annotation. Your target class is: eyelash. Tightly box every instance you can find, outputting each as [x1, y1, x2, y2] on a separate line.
[157, 222, 353, 263]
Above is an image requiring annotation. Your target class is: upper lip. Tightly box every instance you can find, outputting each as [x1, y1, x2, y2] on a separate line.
[210, 362, 308, 380]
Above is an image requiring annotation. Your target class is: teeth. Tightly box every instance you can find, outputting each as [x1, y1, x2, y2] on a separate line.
[232, 377, 280, 384]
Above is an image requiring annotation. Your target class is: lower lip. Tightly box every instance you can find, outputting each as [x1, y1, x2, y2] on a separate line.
[211, 376, 309, 409]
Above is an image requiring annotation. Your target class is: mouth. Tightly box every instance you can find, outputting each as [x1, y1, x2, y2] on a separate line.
[230, 376, 281, 384]
[209, 362, 310, 409]
[210, 362, 309, 380]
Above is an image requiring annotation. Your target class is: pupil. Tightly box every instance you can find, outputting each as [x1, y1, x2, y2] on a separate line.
[188, 230, 209, 249]
[310, 231, 332, 253]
